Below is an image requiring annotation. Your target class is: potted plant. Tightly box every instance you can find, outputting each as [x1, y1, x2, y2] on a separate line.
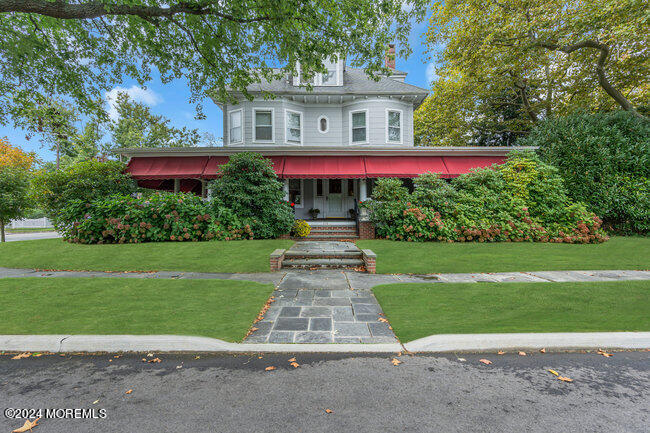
[308, 208, 320, 219]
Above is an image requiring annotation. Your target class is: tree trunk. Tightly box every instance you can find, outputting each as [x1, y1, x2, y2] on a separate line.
[1, 219, 5, 243]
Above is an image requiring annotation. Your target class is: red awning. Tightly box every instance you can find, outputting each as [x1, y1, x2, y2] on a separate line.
[126, 156, 209, 179]
[202, 156, 285, 178]
[442, 156, 505, 177]
[364, 156, 448, 178]
[281, 156, 366, 178]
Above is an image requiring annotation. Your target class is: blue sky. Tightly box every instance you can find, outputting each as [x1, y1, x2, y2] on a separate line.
[1, 18, 434, 163]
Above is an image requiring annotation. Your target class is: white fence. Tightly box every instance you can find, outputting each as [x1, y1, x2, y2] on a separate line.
[5, 218, 53, 229]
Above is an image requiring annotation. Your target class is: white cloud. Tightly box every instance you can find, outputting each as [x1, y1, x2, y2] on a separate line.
[105, 85, 163, 120]
[425, 62, 439, 85]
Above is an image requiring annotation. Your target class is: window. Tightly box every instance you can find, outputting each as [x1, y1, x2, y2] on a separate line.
[316, 179, 323, 196]
[289, 179, 303, 208]
[285, 110, 302, 144]
[347, 179, 355, 197]
[320, 68, 337, 85]
[350, 110, 368, 144]
[254, 109, 274, 142]
[318, 115, 329, 134]
[386, 109, 402, 143]
[329, 179, 342, 194]
[228, 109, 242, 144]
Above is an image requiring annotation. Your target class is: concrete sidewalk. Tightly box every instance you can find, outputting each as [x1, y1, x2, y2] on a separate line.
[1, 332, 648, 354]
[3, 231, 61, 242]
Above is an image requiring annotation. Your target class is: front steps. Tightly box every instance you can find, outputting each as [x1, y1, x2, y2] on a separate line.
[271, 241, 371, 271]
[303, 222, 358, 241]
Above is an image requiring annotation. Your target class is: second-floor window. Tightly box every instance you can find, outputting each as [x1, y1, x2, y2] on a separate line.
[351, 110, 368, 144]
[254, 109, 273, 142]
[229, 109, 242, 144]
[285, 110, 302, 144]
[386, 109, 402, 143]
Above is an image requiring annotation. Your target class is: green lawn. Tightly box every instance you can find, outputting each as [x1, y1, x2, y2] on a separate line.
[373, 280, 650, 342]
[0, 238, 293, 273]
[357, 236, 649, 274]
[6, 227, 56, 233]
[0, 278, 274, 342]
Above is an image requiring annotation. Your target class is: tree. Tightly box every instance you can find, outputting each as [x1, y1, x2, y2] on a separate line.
[0, 166, 31, 242]
[1, 0, 426, 126]
[416, 0, 648, 145]
[109, 92, 200, 148]
[0, 137, 37, 170]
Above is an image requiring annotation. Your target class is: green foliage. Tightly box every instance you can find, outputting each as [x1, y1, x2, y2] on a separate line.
[416, 0, 648, 145]
[367, 152, 607, 243]
[32, 160, 137, 225]
[0, 166, 31, 241]
[209, 152, 294, 239]
[58, 192, 252, 244]
[292, 220, 311, 237]
[1, 0, 426, 125]
[524, 111, 650, 234]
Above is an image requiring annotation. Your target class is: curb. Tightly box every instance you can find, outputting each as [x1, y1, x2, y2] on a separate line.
[403, 332, 650, 352]
[2, 333, 649, 354]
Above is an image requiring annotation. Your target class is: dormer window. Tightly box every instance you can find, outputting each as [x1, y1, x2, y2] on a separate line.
[293, 58, 341, 86]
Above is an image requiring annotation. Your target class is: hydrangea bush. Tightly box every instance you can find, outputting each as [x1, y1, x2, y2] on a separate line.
[366, 152, 607, 244]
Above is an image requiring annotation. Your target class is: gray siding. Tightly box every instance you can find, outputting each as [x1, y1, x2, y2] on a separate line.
[224, 97, 415, 147]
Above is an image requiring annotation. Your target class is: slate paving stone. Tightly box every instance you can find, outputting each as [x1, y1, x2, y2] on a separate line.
[334, 336, 362, 343]
[334, 322, 370, 337]
[295, 331, 333, 343]
[314, 290, 332, 297]
[260, 308, 280, 322]
[301, 307, 332, 317]
[350, 297, 378, 304]
[313, 298, 351, 306]
[268, 331, 294, 343]
[368, 322, 394, 337]
[274, 318, 309, 331]
[279, 306, 302, 317]
[332, 306, 354, 322]
[355, 314, 381, 322]
[251, 321, 273, 335]
[353, 304, 382, 315]
[309, 317, 332, 331]
[330, 290, 352, 298]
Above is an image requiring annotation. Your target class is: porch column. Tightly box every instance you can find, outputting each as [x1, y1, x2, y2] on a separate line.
[201, 180, 207, 198]
[359, 179, 368, 201]
[283, 179, 290, 201]
[173, 179, 180, 193]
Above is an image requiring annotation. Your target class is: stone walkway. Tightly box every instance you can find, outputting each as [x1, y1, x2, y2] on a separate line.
[245, 271, 397, 344]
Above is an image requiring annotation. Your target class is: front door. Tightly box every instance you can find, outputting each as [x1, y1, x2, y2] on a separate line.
[327, 179, 345, 217]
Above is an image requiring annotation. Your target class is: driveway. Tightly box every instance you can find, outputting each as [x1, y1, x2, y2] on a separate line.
[3, 231, 61, 242]
[0, 352, 647, 432]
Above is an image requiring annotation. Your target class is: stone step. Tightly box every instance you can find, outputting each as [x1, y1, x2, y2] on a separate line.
[284, 250, 363, 259]
[281, 258, 365, 269]
[303, 234, 359, 240]
[309, 226, 357, 231]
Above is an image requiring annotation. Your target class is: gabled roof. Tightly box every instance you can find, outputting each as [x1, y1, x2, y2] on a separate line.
[228, 68, 428, 102]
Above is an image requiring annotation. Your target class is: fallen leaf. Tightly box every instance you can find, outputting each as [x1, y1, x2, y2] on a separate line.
[108, 359, 112, 362]
[557, 376, 573, 382]
[114, 355, 121, 358]
[390, 358, 402, 366]
[290, 362, 300, 368]
[250, 327, 258, 332]
[288, 357, 296, 362]
[141, 358, 146, 362]
[548, 369, 559, 376]
[539, 348, 546, 353]
[457, 357, 466, 362]
[518, 351, 526, 356]
[125, 389, 133, 394]
[12, 417, 40, 432]
[378, 317, 389, 323]
[92, 400, 99, 405]
[597, 349, 613, 357]
[324, 409, 333, 414]
[265, 366, 276, 371]
[11, 352, 31, 360]
[148, 357, 162, 363]
[397, 351, 402, 357]
[147, 353, 154, 357]
[479, 359, 492, 365]
[176, 365, 183, 369]
[32, 353, 42, 357]
[194, 355, 200, 359]
[497, 350, 505, 355]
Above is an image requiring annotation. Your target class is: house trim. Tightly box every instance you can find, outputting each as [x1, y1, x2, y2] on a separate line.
[317, 115, 330, 134]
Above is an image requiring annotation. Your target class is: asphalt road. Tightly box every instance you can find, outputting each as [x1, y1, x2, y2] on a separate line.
[1, 351, 648, 432]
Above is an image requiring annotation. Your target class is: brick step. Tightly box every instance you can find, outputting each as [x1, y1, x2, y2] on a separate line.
[281, 258, 365, 269]
[309, 226, 357, 231]
[303, 234, 359, 240]
[284, 250, 362, 259]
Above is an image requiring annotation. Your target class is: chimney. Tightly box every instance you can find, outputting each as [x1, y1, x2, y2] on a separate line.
[385, 44, 396, 69]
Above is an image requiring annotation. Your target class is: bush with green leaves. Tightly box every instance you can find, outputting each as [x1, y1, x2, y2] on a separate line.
[521, 111, 649, 234]
[367, 152, 607, 243]
[58, 192, 253, 244]
[209, 152, 293, 239]
[0, 166, 31, 242]
[33, 160, 137, 226]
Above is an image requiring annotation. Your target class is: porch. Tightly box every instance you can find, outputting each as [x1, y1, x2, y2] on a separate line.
[283, 178, 370, 221]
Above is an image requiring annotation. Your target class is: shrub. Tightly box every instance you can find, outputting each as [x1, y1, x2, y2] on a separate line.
[209, 152, 293, 238]
[291, 219, 311, 237]
[33, 160, 137, 225]
[0, 166, 31, 242]
[521, 111, 650, 234]
[58, 192, 252, 244]
[367, 152, 607, 244]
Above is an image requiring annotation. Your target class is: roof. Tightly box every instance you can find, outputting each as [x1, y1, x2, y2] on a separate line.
[229, 68, 428, 98]
[115, 145, 536, 159]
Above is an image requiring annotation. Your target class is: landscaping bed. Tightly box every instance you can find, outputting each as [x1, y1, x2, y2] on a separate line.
[357, 236, 649, 274]
[373, 280, 650, 342]
[0, 238, 293, 273]
[0, 278, 274, 342]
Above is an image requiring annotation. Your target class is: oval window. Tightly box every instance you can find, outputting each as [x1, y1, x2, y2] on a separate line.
[318, 116, 328, 133]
